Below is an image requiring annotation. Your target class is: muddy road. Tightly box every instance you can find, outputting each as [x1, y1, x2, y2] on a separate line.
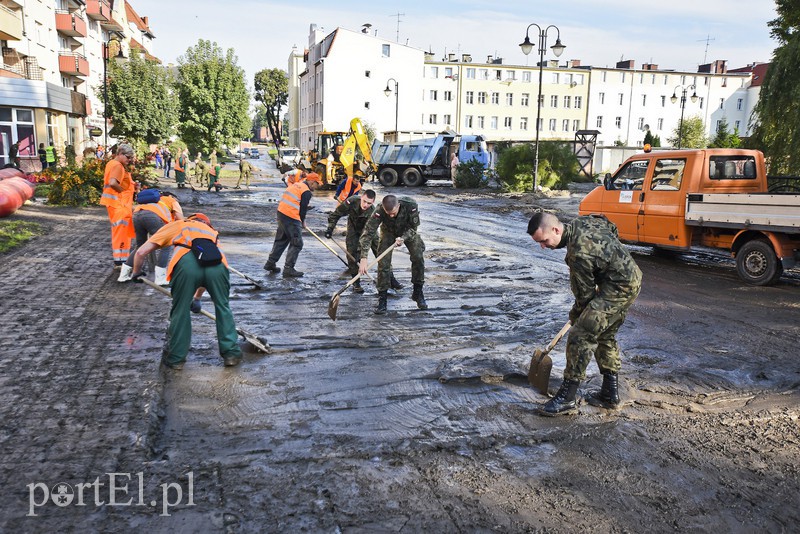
[0, 159, 798, 532]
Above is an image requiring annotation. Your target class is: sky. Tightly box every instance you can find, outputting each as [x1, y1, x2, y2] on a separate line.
[130, 0, 779, 90]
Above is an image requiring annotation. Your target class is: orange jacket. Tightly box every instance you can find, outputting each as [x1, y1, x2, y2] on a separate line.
[159, 195, 183, 221]
[100, 159, 134, 208]
[134, 200, 172, 223]
[336, 176, 362, 203]
[278, 181, 310, 220]
[147, 220, 228, 281]
[174, 154, 185, 172]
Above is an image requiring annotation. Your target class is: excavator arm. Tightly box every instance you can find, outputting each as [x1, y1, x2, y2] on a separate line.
[339, 118, 377, 179]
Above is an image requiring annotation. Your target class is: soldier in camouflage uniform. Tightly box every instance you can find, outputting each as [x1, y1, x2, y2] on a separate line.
[325, 190, 403, 294]
[236, 158, 253, 189]
[527, 212, 642, 416]
[359, 194, 427, 314]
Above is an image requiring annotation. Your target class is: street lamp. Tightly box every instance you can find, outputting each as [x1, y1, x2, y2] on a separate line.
[670, 84, 698, 149]
[519, 23, 565, 192]
[103, 37, 124, 154]
[384, 78, 399, 138]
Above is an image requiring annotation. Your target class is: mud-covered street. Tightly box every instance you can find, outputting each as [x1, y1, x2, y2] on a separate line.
[1, 158, 798, 533]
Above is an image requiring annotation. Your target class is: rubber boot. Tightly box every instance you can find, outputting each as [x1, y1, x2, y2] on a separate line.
[283, 266, 304, 278]
[352, 279, 365, 293]
[411, 283, 428, 310]
[154, 266, 169, 287]
[587, 372, 620, 409]
[375, 291, 388, 315]
[117, 264, 133, 282]
[264, 260, 281, 274]
[390, 274, 404, 290]
[538, 379, 580, 417]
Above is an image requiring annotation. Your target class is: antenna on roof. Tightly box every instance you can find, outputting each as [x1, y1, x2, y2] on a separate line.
[698, 35, 715, 64]
[390, 12, 404, 43]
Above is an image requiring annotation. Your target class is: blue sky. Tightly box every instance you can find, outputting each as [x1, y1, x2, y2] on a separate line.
[131, 0, 778, 87]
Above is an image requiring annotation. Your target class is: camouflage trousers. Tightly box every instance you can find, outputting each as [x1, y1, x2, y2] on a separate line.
[346, 230, 379, 277]
[376, 232, 425, 292]
[564, 288, 640, 381]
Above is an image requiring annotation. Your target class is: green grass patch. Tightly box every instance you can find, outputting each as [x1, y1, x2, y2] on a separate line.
[0, 220, 43, 253]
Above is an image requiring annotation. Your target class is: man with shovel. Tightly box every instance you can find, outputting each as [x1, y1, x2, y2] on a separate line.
[359, 195, 427, 314]
[527, 212, 641, 416]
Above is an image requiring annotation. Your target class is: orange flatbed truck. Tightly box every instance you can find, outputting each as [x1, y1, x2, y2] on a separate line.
[579, 148, 800, 285]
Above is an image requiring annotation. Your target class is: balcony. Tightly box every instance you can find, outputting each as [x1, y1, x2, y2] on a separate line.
[99, 13, 123, 32]
[0, 4, 23, 41]
[58, 51, 89, 77]
[71, 90, 87, 116]
[86, 0, 110, 21]
[55, 11, 87, 38]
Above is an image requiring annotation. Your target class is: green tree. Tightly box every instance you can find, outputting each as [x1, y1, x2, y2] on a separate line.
[495, 142, 583, 192]
[668, 115, 708, 148]
[652, 135, 662, 147]
[253, 68, 288, 149]
[750, 1, 800, 173]
[176, 40, 250, 153]
[643, 130, 654, 146]
[709, 118, 742, 148]
[102, 49, 178, 144]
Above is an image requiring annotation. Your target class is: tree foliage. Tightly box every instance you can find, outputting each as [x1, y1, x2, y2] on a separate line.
[750, 1, 800, 173]
[103, 49, 178, 144]
[253, 68, 288, 148]
[709, 118, 742, 148]
[176, 40, 251, 153]
[667, 115, 707, 148]
[495, 142, 583, 192]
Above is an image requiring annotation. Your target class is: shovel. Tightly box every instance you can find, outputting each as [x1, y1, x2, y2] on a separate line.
[327, 245, 394, 321]
[227, 265, 265, 289]
[138, 276, 271, 353]
[528, 321, 571, 395]
[330, 236, 374, 282]
[306, 227, 349, 267]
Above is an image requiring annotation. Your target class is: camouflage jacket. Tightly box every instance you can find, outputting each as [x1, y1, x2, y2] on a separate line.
[557, 215, 642, 319]
[327, 195, 375, 235]
[360, 197, 420, 252]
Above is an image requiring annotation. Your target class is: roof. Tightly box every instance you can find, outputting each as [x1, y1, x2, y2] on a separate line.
[129, 36, 160, 63]
[124, 2, 155, 38]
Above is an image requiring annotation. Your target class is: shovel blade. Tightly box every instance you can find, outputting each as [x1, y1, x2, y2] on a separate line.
[327, 294, 341, 321]
[528, 349, 553, 395]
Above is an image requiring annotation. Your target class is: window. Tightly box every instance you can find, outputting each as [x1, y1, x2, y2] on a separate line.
[564, 96, 571, 108]
[382, 44, 391, 57]
[575, 74, 584, 85]
[495, 69, 502, 80]
[521, 93, 530, 106]
[430, 66, 438, 78]
[621, 72, 626, 83]
[699, 97, 704, 109]
[491, 92, 499, 105]
[657, 118, 664, 130]
[506, 93, 513, 106]
[466, 91, 474, 104]
[466, 68, 476, 79]
[490, 116, 498, 129]
[602, 71, 607, 82]
[664, 74, 669, 85]
[709, 155, 757, 180]
[573, 119, 580, 131]
[364, 70, 371, 78]
[562, 119, 569, 131]
[608, 160, 649, 191]
[650, 158, 687, 190]
[506, 70, 516, 80]
[444, 91, 453, 101]
[364, 101, 370, 109]
[716, 119, 722, 131]
[429, 90, 438, 101]
[549, 118, 557, 131]
[478, 92, 486, 104]
[479, 69, 489, 80]
[504, 117, 512, 129]
[639, 73, 644, 83]
[465, 115, 473, 128]
[735, 120, 741, 130]
[522, 71, 532, 82]
[550, 95, 558, 108]
[520, 117, 528, 130]
[637, 117, 644, 129]
[429, 114, 437, 125]
[445, 67, 453, 77]
[599, 92, 605, 104]
[661, 95, 666, 107]
[615, 116, 622, 128]
[618, 93, 624, 105]
[444, 114, 451, 125]
[737, 98, 743, 111]
[719, 98, 724, 109]
[537, 118, 543, 131]
[552, 73, 560, 84]
[477, 116, 485, 128]
[0, 107, 36, 165]
[642, 95, 647, 106]
[574, 96, 582, 109]
[651, 74, 656, 84]
[596, 116, 603, 128]
[538, 94, 544, 107]
[681, 75, 686, 84]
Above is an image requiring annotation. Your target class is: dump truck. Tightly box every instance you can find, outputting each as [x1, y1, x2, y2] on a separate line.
[579, 148, 800, 285]
[370, 133, 490, 186]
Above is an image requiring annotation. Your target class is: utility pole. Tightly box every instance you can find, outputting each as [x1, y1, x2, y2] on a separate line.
[391, 12, 404, 43]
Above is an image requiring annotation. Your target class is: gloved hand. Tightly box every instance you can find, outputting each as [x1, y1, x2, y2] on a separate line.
[131, 272, 145, 283]
[324, 229, 333, 239]
[190, 299, 202, 314]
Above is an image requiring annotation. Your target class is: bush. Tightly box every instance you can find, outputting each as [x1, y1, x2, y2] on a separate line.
[495, 141, 584, 192]
[453, 158, 488, 188]
[46, 158, 105, 206]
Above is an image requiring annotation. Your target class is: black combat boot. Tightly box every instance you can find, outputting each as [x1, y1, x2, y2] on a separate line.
[587, 372, 620, 409]
[538, 379, 580, 417]
[264, 260, 281, 273]
[352, 279, 365, 293]
[283, 266, 304, 278]
[375, 291, 388, 315]
[411, 283, 428, 310]
[390, 274, 404, 290]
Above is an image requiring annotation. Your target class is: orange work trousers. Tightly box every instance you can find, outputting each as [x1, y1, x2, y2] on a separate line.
[106, 205, 134, 263]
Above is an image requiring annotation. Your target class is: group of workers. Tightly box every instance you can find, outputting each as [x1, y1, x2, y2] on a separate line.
[100, 142, 642, 417]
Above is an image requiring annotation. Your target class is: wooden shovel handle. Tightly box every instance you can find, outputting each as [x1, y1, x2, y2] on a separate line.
[334, 244, 395, 297]
[306, 226, 349, 267]
[544, 321, 572, 354]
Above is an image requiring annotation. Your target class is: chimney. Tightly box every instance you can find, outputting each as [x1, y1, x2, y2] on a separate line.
[142, 16, 148, 27]
[616, 59, 635, 69]
[641, 63, 658, 71]
[462, 53, 472, 63]
[448, 52, 455, 61]
[487, 55, 493, 63]
[568, 59, 581, 68]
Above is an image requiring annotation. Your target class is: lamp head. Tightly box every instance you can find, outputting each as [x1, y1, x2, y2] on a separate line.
[551, 38, 565, 57]
[690, 92, 698, 103]
[670, 93, 678, 104]
[384, 85, 391, 97]
[519, 35, 533, 56]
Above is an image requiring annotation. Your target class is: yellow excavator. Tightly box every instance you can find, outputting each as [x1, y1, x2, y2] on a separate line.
[306, 118, 376, 187]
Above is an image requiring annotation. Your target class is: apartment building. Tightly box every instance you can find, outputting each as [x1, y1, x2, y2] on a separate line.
[0, 0, 156, 168]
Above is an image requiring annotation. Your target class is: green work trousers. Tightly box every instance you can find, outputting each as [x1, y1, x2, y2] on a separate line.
[162, 254, 242, 365]
[376, 232, 425, 292]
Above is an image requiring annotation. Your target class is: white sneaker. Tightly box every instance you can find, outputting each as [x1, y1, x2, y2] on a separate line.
[117, 264, 133, 282]
[155, 266, 169, 286]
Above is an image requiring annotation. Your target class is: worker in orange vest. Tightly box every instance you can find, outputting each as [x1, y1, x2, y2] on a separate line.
[131, 213, 243, 369]
[174, 149, 188, 188]
[335, 174, 362, 203]
[100, 143, 137, 269]
[264, 172, 322, 278]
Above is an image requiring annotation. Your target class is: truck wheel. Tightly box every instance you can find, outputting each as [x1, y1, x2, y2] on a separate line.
[736, 239, 780, 286]
[378, 168, 399, 187]
[401, 167, 424, 187]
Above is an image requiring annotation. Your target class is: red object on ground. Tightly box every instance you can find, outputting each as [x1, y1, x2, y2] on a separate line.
[0, 169, 36, 218]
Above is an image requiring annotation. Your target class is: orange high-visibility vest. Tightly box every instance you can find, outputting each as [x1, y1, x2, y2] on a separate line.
[165, 221, 228, 280]
[174, 155, 185, 172]
[134, 200, 172, 223]
[336, 176, 362, 203]
[277, 181, 310, 220]
[159, 196, 182, 221]
[100, 159, 134, 208]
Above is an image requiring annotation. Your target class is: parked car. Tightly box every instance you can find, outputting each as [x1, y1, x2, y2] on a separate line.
[277, 147, 302, 172]
[249, 148, 260, 159]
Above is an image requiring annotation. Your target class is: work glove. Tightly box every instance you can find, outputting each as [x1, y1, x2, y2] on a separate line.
[190, 299, 202, 314]
[131, 272, 145, 283]
[324, 229, 333, 239]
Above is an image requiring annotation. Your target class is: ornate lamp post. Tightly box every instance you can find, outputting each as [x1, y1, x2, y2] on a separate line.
[519, 23, 565, 192]
[384, 78, 399, 137]
[670, 84, 698, 149]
